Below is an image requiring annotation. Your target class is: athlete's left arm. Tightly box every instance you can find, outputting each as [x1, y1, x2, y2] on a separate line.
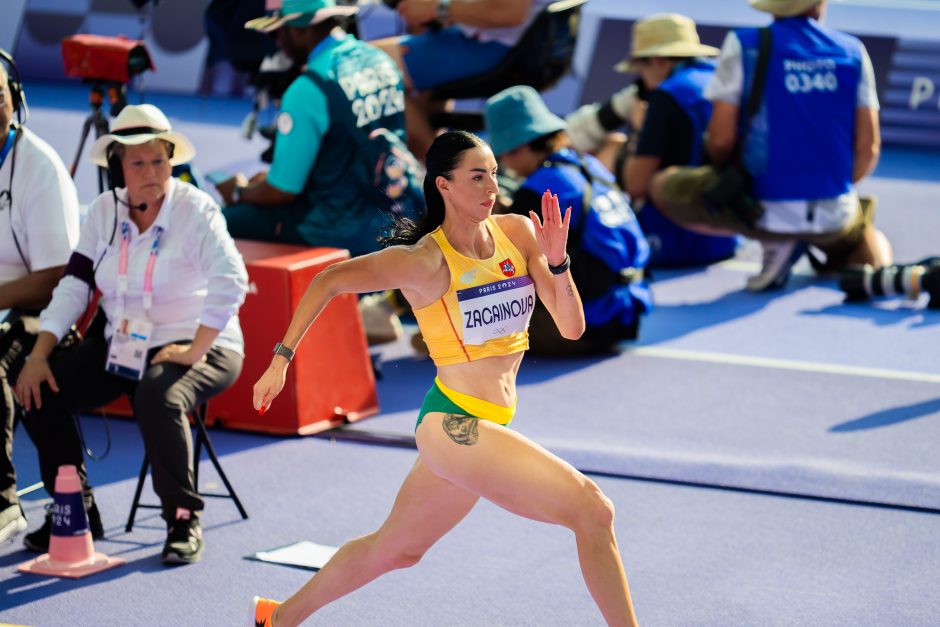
[501, 192, 585, 340]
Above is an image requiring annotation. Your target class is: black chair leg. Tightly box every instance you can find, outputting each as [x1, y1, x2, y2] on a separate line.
[125, 401, 248, 534]
[192, 406, 248, 520]
[126, 455, 151, 532]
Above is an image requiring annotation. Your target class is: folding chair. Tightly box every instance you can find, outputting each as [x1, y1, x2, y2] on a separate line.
[125, 402, 248, 532]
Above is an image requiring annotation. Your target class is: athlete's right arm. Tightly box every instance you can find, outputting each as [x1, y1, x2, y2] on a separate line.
[252, 244, 434, 411]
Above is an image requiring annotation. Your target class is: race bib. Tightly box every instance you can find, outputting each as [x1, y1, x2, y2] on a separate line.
[457, 276, 536, 346]
[106, 317, 153, 380]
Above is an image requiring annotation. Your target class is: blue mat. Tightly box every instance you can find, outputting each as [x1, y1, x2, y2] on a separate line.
[333, 161, 940, 512]
[4, 87, 939, 625]
[5, 419, 939, 626]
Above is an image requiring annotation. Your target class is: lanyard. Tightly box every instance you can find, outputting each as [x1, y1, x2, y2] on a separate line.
[0, 128, 15, 170]
[117, 220, 164, 312]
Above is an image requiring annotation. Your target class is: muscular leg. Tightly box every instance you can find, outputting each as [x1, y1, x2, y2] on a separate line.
[274, 458, 479, 627]
[416, 413, 638, 627]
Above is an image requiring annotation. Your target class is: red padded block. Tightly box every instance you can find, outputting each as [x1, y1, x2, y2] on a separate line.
[209, 240, 379, 435]
[97, 241, 378, 432]
[208, 241, 379, 434]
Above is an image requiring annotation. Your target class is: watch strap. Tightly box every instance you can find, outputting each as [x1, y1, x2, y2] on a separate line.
[273, 342, 295, 362]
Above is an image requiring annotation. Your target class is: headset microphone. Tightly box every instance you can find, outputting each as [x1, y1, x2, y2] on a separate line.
[116, 196, 147, 211]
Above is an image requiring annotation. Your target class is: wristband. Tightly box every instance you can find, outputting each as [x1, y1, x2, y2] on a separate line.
[231, 185, 244, 204]
[548, 254, 571, 275]
[273, 342, 295, 362]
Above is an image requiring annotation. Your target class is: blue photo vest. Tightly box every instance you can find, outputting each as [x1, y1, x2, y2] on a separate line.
[640, 61, 738, 267]
[523, 149, 652, 329]
[737, 17, 861, 201]
[301, 38, 424, 255]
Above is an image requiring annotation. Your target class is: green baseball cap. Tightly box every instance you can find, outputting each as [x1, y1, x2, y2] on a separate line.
[245, 0, 358, 33]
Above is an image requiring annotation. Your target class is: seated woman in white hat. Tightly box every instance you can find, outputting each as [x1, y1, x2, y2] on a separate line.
[14, 104, 249, 565]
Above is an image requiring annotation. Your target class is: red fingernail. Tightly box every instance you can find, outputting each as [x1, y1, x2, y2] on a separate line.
[259, 405, 268, 415]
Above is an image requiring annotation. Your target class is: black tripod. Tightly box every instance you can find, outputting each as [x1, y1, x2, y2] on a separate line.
[69, 82, 126, 193]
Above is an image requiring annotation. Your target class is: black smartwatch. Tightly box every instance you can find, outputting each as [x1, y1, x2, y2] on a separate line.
[273, 342, 295, 362]
[548, 254, 571, 275]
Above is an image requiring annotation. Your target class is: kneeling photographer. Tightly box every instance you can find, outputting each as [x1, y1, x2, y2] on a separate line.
[0, 49, 81, 543]
[484, 86, 651, 356]
[649, 0, 893, 292]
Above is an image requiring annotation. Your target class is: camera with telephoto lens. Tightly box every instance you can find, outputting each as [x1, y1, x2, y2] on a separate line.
[61, 34, 153, 85]
[61, 34, 154, 117]
[839, 257, 940, 309]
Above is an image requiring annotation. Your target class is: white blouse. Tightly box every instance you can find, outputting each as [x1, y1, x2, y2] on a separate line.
[41, 177, 249, 355]
[0, 126, 80, 284]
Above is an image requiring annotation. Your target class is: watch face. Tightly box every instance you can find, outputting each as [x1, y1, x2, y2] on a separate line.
[274, 343, 294, 360]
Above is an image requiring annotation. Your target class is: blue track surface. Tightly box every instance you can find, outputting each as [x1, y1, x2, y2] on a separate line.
[2, 86, 939, 625]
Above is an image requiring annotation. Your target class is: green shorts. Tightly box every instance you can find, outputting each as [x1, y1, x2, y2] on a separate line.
[415, 381, 475, 430]
[415, 378, 515, 430]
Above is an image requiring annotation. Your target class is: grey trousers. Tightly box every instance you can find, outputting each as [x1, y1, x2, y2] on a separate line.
[21, 334, 242, 521]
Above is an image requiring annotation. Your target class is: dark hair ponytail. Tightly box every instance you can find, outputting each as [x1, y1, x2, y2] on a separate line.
[380, 130, 486, 247]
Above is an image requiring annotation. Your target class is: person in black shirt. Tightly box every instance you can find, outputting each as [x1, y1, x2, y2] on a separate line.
[566, 14, 738, 266]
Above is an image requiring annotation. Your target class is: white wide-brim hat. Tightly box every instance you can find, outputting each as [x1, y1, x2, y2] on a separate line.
[748, 0, 821, 17]
[89, 103, 196, 167]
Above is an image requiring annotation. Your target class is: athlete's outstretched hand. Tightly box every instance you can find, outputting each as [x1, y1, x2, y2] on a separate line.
[529, 190, 571, 267]
[253, 361, 287, 415]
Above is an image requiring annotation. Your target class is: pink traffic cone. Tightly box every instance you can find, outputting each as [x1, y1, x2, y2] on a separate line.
[18, 465, 125, 578]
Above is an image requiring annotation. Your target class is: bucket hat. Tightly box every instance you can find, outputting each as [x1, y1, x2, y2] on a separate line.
[484, 86, 566, 156]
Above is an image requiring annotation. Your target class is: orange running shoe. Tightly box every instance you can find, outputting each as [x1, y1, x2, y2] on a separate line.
[252, 596, 281, 626]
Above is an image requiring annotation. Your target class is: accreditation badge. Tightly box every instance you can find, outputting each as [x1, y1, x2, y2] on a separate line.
[457, 276, 536, 346]
[105, 317, 154, 380]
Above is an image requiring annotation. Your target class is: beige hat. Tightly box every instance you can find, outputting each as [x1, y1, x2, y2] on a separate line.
[748, 0, 821, 17]
[89, 104, 196, 167]
[615, 13, 719, 73]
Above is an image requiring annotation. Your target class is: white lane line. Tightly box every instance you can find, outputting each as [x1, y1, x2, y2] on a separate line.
[628, 346, 940, 384]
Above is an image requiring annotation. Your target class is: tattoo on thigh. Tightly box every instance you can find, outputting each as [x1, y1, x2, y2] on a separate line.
[442, 414, 479, 446]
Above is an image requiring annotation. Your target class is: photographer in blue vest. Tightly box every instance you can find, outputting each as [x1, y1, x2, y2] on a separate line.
[216, 0, 424, 258]
[650, 0, 892, 291]
[484, 86, 651, 356]
[568, 14, 738, 268]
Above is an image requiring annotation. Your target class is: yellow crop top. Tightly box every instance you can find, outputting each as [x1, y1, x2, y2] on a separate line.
[413, 217, 537, 366]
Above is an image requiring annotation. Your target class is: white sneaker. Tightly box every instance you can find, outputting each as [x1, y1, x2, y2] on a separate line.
[0, 504, 28, 543]
[358, 292, 403, 345]
[746, 240, 806, 292]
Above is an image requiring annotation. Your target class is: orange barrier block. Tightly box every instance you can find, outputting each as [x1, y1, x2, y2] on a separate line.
[208, 241, 379, 435]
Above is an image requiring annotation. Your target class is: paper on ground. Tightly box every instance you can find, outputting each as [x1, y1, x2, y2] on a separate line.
[248, 540, 338, 570]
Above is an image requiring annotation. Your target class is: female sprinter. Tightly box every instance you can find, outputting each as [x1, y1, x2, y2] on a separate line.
[251, 130, 639, 627]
